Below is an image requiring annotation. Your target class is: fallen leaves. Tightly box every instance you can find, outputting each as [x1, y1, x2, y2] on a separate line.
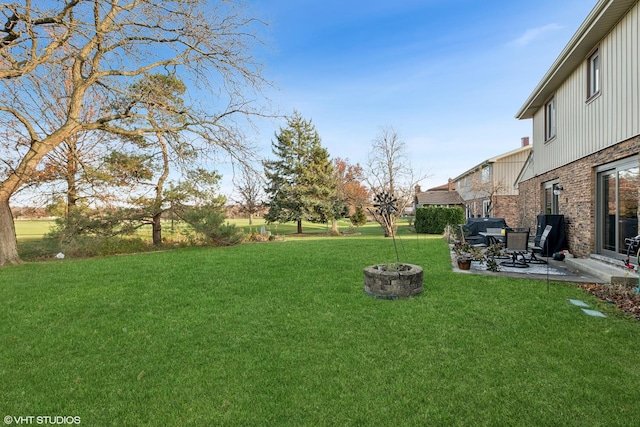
[577, 282, 640, 321]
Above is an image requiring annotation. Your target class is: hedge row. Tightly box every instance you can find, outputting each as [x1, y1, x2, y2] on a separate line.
[414, 206, 465, 234]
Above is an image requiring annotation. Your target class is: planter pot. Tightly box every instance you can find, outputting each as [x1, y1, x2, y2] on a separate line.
[457, 258, 471, 270]
[363, 263, 423, 299]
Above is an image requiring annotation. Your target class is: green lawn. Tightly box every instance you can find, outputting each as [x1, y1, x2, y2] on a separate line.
[13, 219, 55, 241]
[2, 223, 640, 426]
[13, 217, 358, 243]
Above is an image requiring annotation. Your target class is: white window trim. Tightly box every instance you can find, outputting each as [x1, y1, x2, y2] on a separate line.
[482, 199, 491, 217]
[545, 96, 556, 142]
[587, 48, 600, 100]
[542, 180, 560, 214]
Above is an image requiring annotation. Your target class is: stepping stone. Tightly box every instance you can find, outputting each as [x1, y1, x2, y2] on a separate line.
[581, 309, 607, 318]
[567, 299, 589, 308]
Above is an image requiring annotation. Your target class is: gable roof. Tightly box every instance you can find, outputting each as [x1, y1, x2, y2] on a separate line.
[514, 151, 534, 187]
[427, 182, 453, 191]
[451, 144, 532, 182]
[416, 190, 464, 206]
[516, 0, 637, 119]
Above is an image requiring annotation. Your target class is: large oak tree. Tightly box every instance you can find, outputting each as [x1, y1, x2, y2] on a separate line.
[0, 0, 269, 265]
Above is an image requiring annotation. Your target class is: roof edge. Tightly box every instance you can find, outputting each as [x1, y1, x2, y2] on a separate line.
[515, 0, 636, 119]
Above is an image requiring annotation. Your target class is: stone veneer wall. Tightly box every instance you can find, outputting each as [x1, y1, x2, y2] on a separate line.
[517, 136, 640, 258]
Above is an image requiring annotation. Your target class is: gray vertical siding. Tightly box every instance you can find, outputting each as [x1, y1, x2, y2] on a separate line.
[494, 150, 531, 194]
[532, 1, 639, 174]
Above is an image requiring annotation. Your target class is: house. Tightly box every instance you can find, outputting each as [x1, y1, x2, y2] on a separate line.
[413, 182, 465, 212]
[451, 139, 532, 226]
[515, 0, 639, 260]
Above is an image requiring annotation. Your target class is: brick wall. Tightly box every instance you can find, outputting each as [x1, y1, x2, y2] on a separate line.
[493, 195, 521, 229]
[464, 195, 522, 229]
[517, 136, 640, 258]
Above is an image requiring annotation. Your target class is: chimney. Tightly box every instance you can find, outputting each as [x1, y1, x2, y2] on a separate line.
[521, 136, 530, 147]
[414, 184, 421, 194]
[448, 178, 454, 191]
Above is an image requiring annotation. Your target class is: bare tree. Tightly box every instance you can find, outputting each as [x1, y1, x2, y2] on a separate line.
[11, 53, 113, 216]
[0, 1, 78, 79]
[365, 126, 427, 237]
[234, 164, 264, 225]
[460, 171, 509, 218]
[0, 0, 271, 265]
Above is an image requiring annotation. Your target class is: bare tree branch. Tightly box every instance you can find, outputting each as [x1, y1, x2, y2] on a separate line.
[365, 126, 429, 236]
[0, 0, 273, 265]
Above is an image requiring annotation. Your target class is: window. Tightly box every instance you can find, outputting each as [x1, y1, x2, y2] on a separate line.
[544, 96, 556, 141]
[542, 182, 560, 214]
[587, 49, 600, 98]
[481, 165, 491, 183]
[482, 199, 491, 217]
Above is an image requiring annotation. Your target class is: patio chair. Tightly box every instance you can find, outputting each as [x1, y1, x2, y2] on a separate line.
[500, 229, 530, 268]
[527, 225, 553, 264]
[459, 224, 486, 248]
[484, 227, 505, 246]
[510, 227, 531, 232]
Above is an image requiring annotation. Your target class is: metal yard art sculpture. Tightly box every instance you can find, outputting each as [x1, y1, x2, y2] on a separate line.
[372, 191, 400, 262]
[363, 191, 424, 300]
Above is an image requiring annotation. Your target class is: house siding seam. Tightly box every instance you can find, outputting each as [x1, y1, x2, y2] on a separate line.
[517, 135, 639, 258]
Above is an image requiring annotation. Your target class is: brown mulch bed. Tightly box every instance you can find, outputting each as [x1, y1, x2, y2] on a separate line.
[577, 282, 640, 321]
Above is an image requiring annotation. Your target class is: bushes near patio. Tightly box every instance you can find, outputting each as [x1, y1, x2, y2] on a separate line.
[414, 205, 465, 234]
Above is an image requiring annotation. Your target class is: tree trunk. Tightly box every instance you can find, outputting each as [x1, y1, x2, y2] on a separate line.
[152, 212, 162, 246]
[151, 128, 170, 246]
[386, 217, 397, 238]
[248, 214, 253, 225]
[0, 198, 21, 266]
[331, 220, 339, 234]
[65, 138, 79, 214]
[297, 220, 303, 234]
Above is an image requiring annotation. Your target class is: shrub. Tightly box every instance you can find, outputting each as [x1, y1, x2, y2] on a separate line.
[177, 205, 245, 246]
[85, 236, 151, 257]
[415, 206, 464, 234]
[350, 206, 367, 227]
[49, 208, 141, 243]
[37, 235, 153, 259]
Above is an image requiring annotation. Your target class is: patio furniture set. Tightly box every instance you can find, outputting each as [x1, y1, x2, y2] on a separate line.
[459, 217, 555, 269]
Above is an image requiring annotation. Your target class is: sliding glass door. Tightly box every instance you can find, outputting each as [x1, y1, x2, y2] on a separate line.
[597, 158, 639, 258]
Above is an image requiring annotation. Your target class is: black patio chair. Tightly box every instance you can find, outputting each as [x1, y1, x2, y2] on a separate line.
[527, 225, 553, 264]
[459, 224, 486, 248]
[500, 229, 530, 268]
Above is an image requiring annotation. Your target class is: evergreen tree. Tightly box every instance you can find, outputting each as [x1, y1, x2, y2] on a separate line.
[263, 112, 341, 234]
[351, 205, 367, 228]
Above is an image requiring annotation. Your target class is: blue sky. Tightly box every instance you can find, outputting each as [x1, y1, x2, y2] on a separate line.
[231, 0, 596, 195]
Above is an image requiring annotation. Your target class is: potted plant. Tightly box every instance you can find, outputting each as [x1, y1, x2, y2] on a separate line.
[483, 242, 504, 272]
[453, 241, 476, 270]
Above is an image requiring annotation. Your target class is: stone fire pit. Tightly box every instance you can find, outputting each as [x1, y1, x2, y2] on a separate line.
[363, 263, 423, 299]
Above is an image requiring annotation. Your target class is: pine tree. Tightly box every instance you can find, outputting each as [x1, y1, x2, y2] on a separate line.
[263, 112, 341, 234]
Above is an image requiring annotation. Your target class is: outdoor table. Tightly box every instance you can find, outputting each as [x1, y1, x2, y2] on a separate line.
[479, 231, 505, 244]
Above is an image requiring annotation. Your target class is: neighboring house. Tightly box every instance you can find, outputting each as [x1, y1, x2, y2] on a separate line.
[515, 0, 639, 260]
[414, 183, 465, 212]
[452, 139, 532, 227]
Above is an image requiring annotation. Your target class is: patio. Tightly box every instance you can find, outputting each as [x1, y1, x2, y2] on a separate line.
[450, 250, 605, 283]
